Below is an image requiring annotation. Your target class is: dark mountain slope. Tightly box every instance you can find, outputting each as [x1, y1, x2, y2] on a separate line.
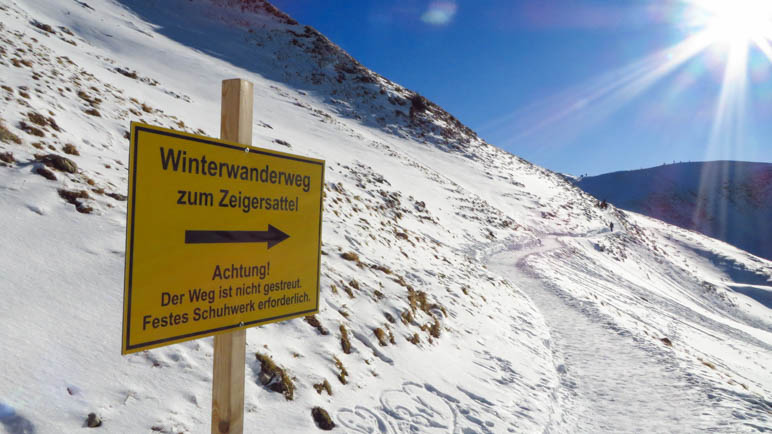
[578, 161, 772, 260]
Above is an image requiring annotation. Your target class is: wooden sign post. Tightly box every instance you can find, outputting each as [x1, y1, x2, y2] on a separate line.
[122, 77, 324, 432]
[212, 79, 253, 434]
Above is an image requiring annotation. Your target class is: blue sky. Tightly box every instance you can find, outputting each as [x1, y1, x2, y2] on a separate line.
[271, 1, 772, 176]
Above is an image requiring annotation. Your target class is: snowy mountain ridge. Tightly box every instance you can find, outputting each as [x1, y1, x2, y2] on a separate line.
[0, 0, 770, 432]
[577, 161, 772, 261]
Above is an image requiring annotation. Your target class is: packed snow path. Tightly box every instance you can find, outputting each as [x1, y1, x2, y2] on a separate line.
[489, 237, 714, 433]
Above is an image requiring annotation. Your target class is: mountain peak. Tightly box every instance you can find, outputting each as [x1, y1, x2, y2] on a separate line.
[191, 0, 486, 156]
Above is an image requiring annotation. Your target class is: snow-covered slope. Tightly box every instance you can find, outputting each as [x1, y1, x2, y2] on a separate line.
[577, 161, 772, 261]
[0, 1, 770, 432]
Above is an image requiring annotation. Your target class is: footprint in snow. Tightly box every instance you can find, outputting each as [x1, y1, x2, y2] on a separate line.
[335, 382, 459, 433]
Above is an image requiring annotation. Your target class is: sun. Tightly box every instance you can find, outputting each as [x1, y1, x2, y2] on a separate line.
[696, 0, 772, 46]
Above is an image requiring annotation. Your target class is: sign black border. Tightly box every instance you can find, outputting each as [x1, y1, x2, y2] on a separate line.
[124, 124, 324, 353]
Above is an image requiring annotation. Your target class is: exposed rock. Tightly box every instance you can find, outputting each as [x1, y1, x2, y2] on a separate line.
[35, 154, 77, 173]
[86, 412, 102, 428]
[311, 407, 335, 430]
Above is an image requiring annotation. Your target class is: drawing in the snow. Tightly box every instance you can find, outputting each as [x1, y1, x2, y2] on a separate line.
[0, 1, 769, 433]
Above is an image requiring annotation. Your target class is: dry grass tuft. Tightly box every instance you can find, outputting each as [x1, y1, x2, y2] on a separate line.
[421, 317, 442, 339]
[0, 152, 15, 164]
[47, 116, 61, 132]
[62, 143, 79, 155]
[77, 90, 101, 107]
[27, 111, 48, 127]
[255, 352, 295, 400]
[34, 166, 56, 180]
[393, 275, 413, 290]
[340, 251, 360, 262]
[408, 333, 420, 345]
[407, 289, 426, 313]
[58, 189, 89, 202]
[400, 309, 413, 325]
[374, 328, 388, 346]
[19, 121, 44, 137]
[304, 315, 329, 335]
[341, 252, 358, 261]
[370, 263, 392, 274]
[313, 379, 332, 396]
[31, 20, 56, 34]
[35, 153, 77, 173]
[0, 121, 21, 144]
[339, 325, 351, 354]
[341, 283, 354, 298]
[333, 356, 348, 384]
[429, 317, 441, 338]
[115, 67, 138, 79]
[58, 188, 92, 214]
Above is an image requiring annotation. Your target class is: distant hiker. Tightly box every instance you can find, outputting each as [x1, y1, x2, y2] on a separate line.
[610, 222, 614, 232]
[600, 199, 608, 209]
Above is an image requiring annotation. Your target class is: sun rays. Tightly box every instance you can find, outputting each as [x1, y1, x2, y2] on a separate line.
[482, 0, 772, 168]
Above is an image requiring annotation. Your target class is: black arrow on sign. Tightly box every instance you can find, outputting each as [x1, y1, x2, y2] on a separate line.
[185, 225, 290, 249]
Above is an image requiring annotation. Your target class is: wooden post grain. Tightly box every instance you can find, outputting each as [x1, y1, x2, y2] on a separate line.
[212, 79, 253, 434]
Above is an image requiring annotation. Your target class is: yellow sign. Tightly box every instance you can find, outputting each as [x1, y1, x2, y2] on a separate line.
[122, 123, 324, 354]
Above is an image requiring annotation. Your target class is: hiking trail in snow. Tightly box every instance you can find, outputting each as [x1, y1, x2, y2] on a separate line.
[489, 235, 716, 433]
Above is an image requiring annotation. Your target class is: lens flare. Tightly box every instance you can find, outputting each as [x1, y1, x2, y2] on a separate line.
[421, 1, 458, 26]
